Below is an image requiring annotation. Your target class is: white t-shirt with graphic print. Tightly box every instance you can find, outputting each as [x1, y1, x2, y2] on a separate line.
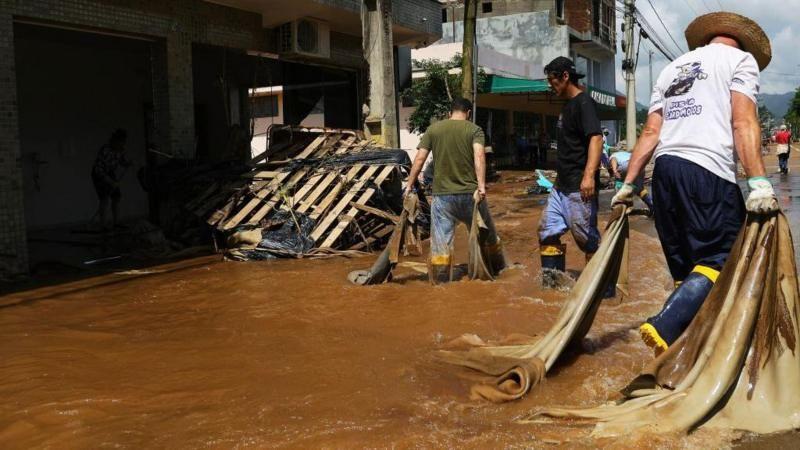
[649, 43, 760, 184]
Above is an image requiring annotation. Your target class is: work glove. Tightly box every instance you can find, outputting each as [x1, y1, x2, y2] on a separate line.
[611, 182, 636, 207]
[614, 180, 624, 191]
[746, 176, 779, 214]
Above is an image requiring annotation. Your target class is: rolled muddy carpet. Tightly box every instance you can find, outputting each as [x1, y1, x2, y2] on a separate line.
[437, 206, 630, 402]
[529, 212, 800, 436]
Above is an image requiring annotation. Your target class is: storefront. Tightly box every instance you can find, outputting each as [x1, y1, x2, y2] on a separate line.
[475, 75, 625, 168]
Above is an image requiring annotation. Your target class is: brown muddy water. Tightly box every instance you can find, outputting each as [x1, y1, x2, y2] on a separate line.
[2, 159, 799, 449]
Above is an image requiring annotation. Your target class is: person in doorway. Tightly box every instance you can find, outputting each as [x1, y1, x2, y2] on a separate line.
[537, 56, 604, 287]
[610, 148, 654, 216]
[538, 128, 550, 165]
[91, 129, 132, 229]
[612, 12, 778, 355]
[404, 98, 505, 283]
[773, 124, 792, 174]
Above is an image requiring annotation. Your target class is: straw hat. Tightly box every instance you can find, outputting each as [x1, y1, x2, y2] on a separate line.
[684, 12, 771, 70]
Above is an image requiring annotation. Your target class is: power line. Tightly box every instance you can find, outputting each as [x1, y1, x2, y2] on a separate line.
[644, 0, 687, 54]
[681, 0, 699, 15]
[634, 11, 678, 60]
[699, 0, 714, 12]
[715, 0, 725, 10]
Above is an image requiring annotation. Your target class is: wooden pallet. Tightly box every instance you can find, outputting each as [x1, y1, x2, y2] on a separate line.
[189, 127, 404, 254]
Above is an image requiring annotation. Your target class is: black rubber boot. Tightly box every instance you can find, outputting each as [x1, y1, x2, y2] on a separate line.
[641, 266, 718, 353]
[429, 264, 451, 285]
[541, 244, 566, 289]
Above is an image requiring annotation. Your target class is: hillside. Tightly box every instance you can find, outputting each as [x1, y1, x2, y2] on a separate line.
[761, 91, 794, 118]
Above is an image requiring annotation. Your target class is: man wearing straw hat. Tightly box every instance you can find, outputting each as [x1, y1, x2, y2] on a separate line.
[612, 12, 779, 355]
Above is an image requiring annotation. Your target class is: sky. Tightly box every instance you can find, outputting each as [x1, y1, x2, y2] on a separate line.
[614, 0, 800, 105]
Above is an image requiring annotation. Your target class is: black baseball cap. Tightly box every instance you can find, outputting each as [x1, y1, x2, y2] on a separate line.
[544, 56, 586, 79]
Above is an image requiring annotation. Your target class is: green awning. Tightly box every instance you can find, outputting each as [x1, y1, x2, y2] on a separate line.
[487, 75, 550, 94]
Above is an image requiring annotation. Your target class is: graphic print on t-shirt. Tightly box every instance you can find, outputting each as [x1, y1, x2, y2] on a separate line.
[664, 62, 708, 98]
[663, 61, 708, 121]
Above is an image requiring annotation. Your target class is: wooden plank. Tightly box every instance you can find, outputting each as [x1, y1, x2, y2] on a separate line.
[295, 141, 369, 214]
[243, 170, 279, 179]
[349, 202, 399, 223]
[349, 225, 394, 250]
[289, 137, 360, 209]
[318, 165, 395, 248]
[243, 134, 345, 225]
[220, 134, 328, 230]
[310, 164, 376, 224]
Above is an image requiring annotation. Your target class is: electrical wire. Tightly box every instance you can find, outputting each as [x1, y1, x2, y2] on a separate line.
[681, 0, 699, 15]
[644, 0, 687, 54]
[635, 12, 678, 61]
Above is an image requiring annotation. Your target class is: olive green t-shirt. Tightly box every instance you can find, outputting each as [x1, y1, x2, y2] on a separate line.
[418, 119, 485, 195]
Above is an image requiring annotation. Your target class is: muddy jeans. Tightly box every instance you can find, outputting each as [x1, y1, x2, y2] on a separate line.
[537, 188, 600, 254]
[430, 193, 500, 265]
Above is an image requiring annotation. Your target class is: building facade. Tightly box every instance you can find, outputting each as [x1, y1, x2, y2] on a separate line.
[402, 0, 621, 166]
[0, 0, 442, 275]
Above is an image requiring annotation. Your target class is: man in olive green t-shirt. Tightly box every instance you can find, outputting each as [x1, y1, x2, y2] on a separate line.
[404, 98, 504, 283]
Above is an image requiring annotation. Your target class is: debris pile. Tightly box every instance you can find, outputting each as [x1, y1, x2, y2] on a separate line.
[185, 128, 425, 259]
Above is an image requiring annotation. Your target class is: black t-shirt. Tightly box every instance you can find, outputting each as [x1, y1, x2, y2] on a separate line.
[555, 92, 602, 193]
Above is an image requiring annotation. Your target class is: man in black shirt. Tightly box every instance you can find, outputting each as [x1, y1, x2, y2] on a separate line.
[537, 57, 604, 286]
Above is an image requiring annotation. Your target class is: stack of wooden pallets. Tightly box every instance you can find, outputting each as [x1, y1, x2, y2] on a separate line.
[187, 127, 409, 254]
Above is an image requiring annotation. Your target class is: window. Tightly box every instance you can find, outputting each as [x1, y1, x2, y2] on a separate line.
[556, 0, 565, 20]
[482, 2, 493, 14]
[251, 95, 279, 118]
[441, 8, 447, 23]
[594, 0, 615, 46]
[575, 55, 593, 85]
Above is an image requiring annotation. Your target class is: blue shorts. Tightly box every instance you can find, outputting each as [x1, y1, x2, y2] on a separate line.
[430, 193, 499, 264]
[652, 155, 745, 281]
[538, 188, 600, 254]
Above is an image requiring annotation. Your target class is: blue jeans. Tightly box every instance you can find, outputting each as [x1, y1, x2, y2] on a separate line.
[538, 188, 600, 254]
[430, 193, 499, 264]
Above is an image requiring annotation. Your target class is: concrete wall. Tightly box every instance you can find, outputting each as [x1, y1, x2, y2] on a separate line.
[440, 10, 569, 71]
[0, 13, 27, 274]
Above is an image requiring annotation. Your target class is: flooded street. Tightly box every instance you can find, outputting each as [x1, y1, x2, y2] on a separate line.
[2, 155, 799, 449]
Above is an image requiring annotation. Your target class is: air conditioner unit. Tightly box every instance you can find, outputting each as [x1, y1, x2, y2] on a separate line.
[278, 19, 330, 59]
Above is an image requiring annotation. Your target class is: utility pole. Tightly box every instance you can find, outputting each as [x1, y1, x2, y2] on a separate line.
[361, 0, 399, 147]
[462, 0, 477, 113]
[648, 49, 654, 96]
[622, 0, 637, 148]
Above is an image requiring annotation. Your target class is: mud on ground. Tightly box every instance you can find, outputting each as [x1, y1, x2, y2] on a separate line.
[1, 153, 799, 448]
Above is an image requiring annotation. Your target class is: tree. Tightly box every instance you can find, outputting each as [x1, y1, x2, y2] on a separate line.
[400, 55, 487, 134]
[784, 87, 800, 136]
[758, 101, 774, 129]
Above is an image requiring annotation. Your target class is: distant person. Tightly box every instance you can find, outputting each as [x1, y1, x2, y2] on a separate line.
[404, 98, 505, 283]
[610, 149, 654, 216]
[91, 129, 132, 229]
[774, 124, 792, 174]
[600, 127, 614, 179]
[538, 129, 550, 164]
